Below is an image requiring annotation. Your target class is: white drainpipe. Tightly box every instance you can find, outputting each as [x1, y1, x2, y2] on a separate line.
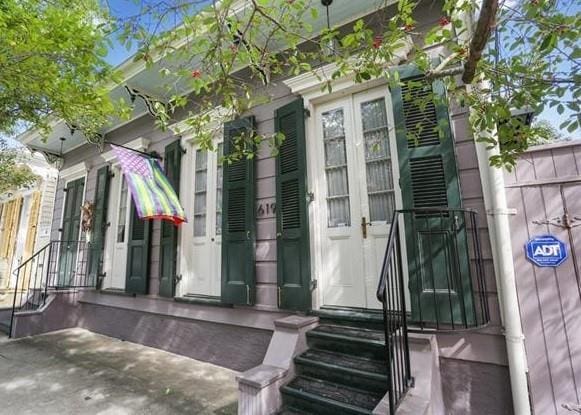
[455, 4, 531, 414]
[473, 133, 531, 415]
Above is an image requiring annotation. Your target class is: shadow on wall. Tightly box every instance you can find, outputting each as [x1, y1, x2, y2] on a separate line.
[440, 357, 514, 415]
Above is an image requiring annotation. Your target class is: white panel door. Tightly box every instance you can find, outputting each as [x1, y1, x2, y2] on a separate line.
[103, 169, 130, 290]
[182, 143, 222, 297]
[353, 89, 400, 308]
[315, 98, 367, 308]
[314, 87, 400, 309]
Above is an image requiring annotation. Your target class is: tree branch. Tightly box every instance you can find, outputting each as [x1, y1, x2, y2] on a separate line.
[463, 0, 498, 84]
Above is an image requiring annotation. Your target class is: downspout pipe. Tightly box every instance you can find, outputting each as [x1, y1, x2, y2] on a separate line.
[457, 3, 531, 414]
[473, 128, 531, 415]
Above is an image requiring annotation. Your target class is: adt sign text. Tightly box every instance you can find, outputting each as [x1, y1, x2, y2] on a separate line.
[525, 235, 568, 267]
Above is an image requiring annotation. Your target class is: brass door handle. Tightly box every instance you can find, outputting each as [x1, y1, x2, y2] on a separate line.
[361, 216, 372, 239]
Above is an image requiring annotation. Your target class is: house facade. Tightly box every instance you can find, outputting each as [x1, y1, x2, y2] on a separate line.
[9, 1, 534, 414]
[0, 151, 58, 308]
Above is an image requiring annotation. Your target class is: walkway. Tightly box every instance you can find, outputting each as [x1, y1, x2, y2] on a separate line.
[0, 328, 238, 414]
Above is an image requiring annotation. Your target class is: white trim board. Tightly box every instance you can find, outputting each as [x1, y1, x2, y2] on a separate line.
[100, 137, 151, 163]
[60, 162, 88, 182]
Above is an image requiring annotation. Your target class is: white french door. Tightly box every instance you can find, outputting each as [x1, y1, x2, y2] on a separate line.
[103, 168, 131, 290]
[313, 87, 401, 309]
[180, 143, 223, 297]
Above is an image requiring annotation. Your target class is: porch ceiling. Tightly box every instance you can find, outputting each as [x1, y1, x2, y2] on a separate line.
[17, 0, 396, 155]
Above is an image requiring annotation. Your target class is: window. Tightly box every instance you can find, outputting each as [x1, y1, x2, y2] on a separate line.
[322, 108, 351, 227]
[360, 98, 395, 222]
[193, 150, 208, 237]
[117, 177, 128, 243]
[215, 143, 223, 235]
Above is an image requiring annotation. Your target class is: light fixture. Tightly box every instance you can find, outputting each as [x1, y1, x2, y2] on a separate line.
[55, 136, 66, 171]
[321, 0, 337, 56]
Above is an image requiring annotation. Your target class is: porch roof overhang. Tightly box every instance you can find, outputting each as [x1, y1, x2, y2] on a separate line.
[16, 0, 398, 156]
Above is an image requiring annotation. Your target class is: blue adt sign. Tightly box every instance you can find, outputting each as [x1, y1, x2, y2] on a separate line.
[525, 235, 567, 267]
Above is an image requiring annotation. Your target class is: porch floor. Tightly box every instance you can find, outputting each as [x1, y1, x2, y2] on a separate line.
[0, 328, 238, 414]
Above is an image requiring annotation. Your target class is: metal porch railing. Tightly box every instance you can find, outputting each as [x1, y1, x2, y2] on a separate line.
[376, 208, 490, 414]
[9, 240, 94, 337]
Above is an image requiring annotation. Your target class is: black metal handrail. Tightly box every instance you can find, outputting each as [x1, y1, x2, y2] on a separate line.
[376, 207, 490, 413]
[9, 240, 94, 337]
[376, 210, 412, 414]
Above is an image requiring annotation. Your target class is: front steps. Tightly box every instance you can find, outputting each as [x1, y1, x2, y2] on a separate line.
[0, 319, 10, 335]
[279, 310, 388, 414]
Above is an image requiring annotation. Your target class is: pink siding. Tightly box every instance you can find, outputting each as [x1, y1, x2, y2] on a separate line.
[505, 142, 581, 415]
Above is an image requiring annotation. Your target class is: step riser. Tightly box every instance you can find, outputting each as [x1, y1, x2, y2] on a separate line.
[307, 335, 386, 361]
[296, 361, 388, 395]
[318, 317, 385, 332]
[281, 391, 373, 415]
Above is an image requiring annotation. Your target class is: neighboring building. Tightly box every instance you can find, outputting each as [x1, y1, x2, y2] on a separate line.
[10, 1, 575, 414]
[0, 150, 58, 307]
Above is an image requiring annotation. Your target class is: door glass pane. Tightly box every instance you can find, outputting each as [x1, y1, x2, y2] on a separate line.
[215, 143, 223, 235]
[117, 177, 128, 243]
[194, 150, 208, 236]
[322, 108, 350, 227]
[360, 98, 395, 222]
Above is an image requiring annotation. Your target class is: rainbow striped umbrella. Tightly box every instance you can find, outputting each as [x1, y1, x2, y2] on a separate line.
[112, 145, 186, 225]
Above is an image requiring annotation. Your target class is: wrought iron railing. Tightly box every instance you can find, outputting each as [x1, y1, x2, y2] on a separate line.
[376, 208, 490, 413]
[9, 240, 93, 337]
[376, 210, 413, 415]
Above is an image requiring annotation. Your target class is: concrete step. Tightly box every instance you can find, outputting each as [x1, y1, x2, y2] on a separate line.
[295, 349, 388, 394]
[277, 406, 312, 415]
[281, 375, 382, 415]
[310, 307, 385, 331]
[306, 324, 385, 360]
[0, 319, 11, 335]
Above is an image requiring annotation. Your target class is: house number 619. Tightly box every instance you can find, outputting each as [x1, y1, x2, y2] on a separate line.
[257, 202, 276, 217]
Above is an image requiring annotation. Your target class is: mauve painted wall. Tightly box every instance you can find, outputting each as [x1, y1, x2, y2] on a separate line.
[78, 301, 271, 372]
[504, 142, 581, 415]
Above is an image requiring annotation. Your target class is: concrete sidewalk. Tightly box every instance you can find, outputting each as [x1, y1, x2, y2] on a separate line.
[0, 328, 238, 414]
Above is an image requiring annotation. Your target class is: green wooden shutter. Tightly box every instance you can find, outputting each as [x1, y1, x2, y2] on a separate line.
[58, 177, 84, 286]
[275, 99, 311, 311]
[125, 201, 151, 294]
[88, 166, 110, 287]
[221, 116, 256, 305]
[392, 70, 474, 325]
[159, 139, 183, 297]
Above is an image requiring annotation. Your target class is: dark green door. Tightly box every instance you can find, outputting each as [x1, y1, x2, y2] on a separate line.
[87, 166, 110, 288]
[221, 117, 256, 305]
[391, 70, 474, 325]
[125, 201, 151, 294]
[159, 140, 183, 297]
[275, 99, 312, 311]
[58, 177, 85, 287]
